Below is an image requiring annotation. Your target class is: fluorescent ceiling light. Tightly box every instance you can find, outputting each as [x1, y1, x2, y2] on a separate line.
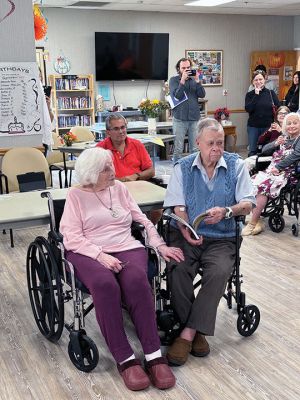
[185, 0, 235, 6]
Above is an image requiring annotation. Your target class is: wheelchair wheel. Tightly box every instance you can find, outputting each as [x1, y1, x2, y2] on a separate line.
[237, 305, 260, 337]
[268, 214, 285, 233]
[292, 223, 299, 237]
[26, 236, 64, 342]
[68, 333, 99, 372]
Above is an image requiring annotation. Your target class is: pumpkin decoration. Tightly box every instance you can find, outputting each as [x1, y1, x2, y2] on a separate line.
[269, 53, 285, 69]
[33, 4, 48, 41]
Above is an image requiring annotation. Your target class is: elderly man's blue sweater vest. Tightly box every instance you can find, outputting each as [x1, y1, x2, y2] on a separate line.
[179, 152, 239, 238]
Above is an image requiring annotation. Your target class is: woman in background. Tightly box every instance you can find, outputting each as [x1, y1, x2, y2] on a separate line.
[285, 71, 300, 112]
[245, 70, 280, 156]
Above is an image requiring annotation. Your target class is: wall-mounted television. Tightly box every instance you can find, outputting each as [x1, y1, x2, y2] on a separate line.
[95, 32, 169, 81]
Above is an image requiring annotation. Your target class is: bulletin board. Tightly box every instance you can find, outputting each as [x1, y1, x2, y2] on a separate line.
[250, 51, 297, 100]
[0, 62, 45, 137]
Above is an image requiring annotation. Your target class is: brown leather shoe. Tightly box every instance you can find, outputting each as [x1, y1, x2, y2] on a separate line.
[117, 359, 150, 391]
[166, 337, 192, 366]
[145, 356, 176, 389]
[191, 333, 210, 357]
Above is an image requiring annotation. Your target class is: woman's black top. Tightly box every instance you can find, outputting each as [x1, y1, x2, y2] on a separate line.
[245, 87, 280, 128]
[285, 85, 299, 112]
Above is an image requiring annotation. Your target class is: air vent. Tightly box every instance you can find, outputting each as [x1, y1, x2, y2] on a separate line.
[70, 2, 111, 7]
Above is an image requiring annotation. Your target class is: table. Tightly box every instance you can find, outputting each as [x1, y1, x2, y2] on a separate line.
[223, 125, 237, 152]
[0, 181, 166, 230]
[57, 133, 175, 187]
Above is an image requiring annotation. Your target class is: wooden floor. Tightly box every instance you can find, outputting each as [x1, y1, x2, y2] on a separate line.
[0, 216, 299, 400]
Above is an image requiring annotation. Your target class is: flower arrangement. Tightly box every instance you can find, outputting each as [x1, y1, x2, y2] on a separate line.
[214, 107, 230, 122]
[139, 98, 169, 118]
[60, 131, 77, 146]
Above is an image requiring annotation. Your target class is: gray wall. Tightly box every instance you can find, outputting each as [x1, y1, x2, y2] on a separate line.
[41, 9, 294, 146]
[0, 0, 41, 147]
[294, 16, 300, 48]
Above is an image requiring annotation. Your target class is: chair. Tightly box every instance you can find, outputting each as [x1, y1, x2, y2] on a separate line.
[26, 191, 162, 372]
[70, 126, 95, 142]
[47, 133, 75, 188]
[0, 147, 51, 247]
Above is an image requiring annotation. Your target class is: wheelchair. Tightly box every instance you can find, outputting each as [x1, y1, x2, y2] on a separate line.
[26, 191, 162, 372]
[260, 166, 300, 234]
[155, 211, 261, 344]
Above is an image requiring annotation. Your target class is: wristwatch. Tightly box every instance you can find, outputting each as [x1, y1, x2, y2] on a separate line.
[224, 207, 233, 219]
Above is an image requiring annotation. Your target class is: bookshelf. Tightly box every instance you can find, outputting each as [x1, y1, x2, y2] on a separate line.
[49, 74, 95, 136]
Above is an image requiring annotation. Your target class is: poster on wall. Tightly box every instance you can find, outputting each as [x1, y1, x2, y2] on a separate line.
[0, 62, 45, 137]
[185, 50, 223, 86]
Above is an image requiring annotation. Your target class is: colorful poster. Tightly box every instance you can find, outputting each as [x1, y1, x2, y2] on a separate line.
[185, 50, 223, 86]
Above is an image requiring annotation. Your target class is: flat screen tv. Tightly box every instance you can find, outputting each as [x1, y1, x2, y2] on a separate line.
[95, 32, 169, 81]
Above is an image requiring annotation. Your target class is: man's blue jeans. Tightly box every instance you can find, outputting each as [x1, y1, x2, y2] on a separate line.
[172, 118, 198, 163]
[247, 126, 269, 156]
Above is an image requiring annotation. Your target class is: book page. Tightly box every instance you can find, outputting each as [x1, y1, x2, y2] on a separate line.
[168, 213, 199, 239]
[192, 212, 209, 231]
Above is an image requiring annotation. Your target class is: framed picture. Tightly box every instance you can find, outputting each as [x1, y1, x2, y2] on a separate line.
[35, 46, 47, 85]
[185, 50, 223, 86]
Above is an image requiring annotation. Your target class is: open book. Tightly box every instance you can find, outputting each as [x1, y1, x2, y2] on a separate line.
[168, 212, 208, 239]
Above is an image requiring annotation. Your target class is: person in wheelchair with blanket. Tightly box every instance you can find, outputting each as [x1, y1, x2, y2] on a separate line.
[60, 147, 184, 391]
[242, 112, 300, 236]
[163, 118, 255, 366]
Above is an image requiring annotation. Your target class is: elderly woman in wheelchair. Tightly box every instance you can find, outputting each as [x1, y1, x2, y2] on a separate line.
[242, 112, 300, 236]
[58, 147, 184, 391]
[27, 148, 183, 390]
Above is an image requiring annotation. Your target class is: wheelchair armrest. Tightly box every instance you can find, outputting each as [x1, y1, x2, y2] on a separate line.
[48, 231, 64, 243]
[131, 221, 145, 232]
[162, 207, 173, 221]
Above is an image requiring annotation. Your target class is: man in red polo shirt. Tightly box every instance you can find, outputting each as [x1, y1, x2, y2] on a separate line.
[96, 113, 155, 182]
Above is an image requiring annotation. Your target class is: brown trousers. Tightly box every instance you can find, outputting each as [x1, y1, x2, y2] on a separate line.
[167, 226, 239, 336]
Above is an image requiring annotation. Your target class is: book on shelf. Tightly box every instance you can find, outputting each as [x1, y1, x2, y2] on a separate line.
[168, 212, 208, 239]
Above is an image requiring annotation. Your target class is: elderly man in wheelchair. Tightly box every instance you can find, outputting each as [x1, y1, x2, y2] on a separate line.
[27, 147, 184, 392]
[162, 118, 256, 367]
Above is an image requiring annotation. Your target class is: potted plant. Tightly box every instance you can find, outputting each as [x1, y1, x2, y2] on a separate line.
[60, 131, 77, 146]
[214, 107, 230, 123]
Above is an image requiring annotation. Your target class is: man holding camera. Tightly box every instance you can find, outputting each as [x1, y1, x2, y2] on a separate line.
[169, 58, 206, 164]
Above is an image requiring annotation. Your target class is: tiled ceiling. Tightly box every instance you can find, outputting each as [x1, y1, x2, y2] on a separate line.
[36, 0, 300, 16]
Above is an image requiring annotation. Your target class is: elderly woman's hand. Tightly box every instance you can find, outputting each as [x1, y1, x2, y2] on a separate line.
[270, 166, 280, 175]
[97, 252, 123, 273]
[158, 244, 184, 263]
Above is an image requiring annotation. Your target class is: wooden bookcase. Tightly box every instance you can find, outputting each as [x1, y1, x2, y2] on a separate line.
[49, 74, 95, 136]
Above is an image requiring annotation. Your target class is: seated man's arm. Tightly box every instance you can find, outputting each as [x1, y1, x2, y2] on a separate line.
[121, 141, 154, 181]
[121, 166, 155, 182]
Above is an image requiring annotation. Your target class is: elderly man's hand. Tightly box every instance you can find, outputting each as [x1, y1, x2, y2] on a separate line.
[205, 206, 226, 225]
[97, 252, 123, 273]
[158, 244, 184, 262]
[180, 226, 203, 246]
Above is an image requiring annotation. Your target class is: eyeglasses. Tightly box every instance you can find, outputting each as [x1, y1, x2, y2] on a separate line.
[278, 112, 289, 116]
[108, 125, 127, 132]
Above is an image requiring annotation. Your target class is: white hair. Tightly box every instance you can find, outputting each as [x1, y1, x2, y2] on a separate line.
[75, 147, 112, 186]
[196, 117, 223, 139]
[281, 112, 300, 136]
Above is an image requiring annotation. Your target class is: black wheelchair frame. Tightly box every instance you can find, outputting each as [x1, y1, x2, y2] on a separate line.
[155, 212, 261, 344]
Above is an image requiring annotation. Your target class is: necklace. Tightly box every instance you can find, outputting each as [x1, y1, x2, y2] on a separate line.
[93, 188, 119, 218]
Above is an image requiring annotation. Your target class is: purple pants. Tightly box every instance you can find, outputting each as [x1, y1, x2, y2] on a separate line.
[66, 248, 161, 363]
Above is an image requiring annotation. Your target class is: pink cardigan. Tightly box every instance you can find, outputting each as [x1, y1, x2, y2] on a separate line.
[60, 180, 165, 259]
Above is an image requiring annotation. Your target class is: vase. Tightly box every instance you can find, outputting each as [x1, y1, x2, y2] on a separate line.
[65, 140, 73, 146]
[147, 117, 157, 134]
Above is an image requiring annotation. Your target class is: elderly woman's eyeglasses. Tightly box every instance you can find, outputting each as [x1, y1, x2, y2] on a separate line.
[108, 125, 127, 132]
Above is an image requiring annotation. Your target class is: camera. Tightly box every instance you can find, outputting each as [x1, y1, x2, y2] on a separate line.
[188, 69, 197, 77]
[43, 85, 52, 97]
